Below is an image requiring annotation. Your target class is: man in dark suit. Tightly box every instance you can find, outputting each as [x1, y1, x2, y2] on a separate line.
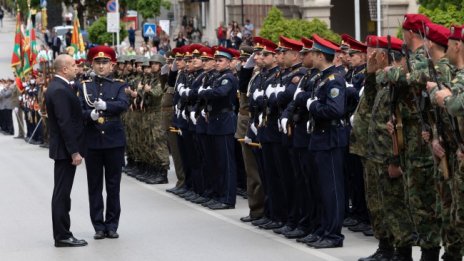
[45, 54, 87, 247]
[51, 31, 62, 59]
[78, 46, 129, 240]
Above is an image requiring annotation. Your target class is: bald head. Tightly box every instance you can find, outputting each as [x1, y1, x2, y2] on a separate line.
[54, 54, 77, 81]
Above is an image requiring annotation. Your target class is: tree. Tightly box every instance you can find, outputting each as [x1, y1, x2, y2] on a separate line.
[259, 7, 340, 44]
[418, 0, 463, 10]
[419, 4, 464, 27]
[135, 0, 171, 20]
[87, 16, 128, 45]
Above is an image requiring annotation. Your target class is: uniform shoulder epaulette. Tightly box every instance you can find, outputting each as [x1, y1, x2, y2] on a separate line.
[328, 74, 336, 81]
[82, 79, 92, 83]
[114, 79, 125, 83]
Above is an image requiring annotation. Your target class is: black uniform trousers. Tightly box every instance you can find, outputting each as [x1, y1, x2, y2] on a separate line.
[235, 140, 247, 191]
[198, 134, 213, 197]
[85, 147, 124, 232]
[0, 109, 13, 134]
[261, 142, 288, 222]
[52, 159, 76, 240]
[179, 129, 203, 194]
[313, 147, 345, 243]
[298, 149, 321, 233]
[210, 134, 237, 206]
[252, 147, 271, 218]
[345, 152, 369, 223]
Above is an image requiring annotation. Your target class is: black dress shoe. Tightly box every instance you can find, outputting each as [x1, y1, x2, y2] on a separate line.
[362, 228, 374, 237]
[259, 221, 284, 230]
[173, 187, 188, 195]
[284, 228, 307, 239]
[307, 238, 343, 249]
[55, 236, 88, 247]
[106, 231, 119, 239]
[273, 225, 294, 234]
[191, 196, 210, 204]
[94, 231, 106, 240]
[201, 199, 218, 207]
[343, 217, 359, 227]
[298, 233, 320, 244]
[179, 190, 195, 199]
[240, 215, 262, 223]
[185, 193, 200, 201]
[349, 222, 371, 232]
[251, 217, 271, 227]
[13, 136, 24, 139]
[208, 202, 234, 210]
[166, 186, 182, 194]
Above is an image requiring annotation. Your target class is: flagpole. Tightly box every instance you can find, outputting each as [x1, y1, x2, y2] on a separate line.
[116, 0, 120, 55]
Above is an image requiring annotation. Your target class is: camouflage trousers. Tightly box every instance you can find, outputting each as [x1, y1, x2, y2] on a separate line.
[404, 160, 441, 249]
[365, 160, 415, 247]
[140, 111, 170, 170]
[436, 153, 463, 257]
[453, 156, 464, 256]
[122, 110, 135, 162]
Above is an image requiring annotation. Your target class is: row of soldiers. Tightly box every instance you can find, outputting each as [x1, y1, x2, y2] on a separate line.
[113, 12, 464, 260]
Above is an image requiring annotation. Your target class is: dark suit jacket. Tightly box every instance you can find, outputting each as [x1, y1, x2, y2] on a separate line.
[45, 76, 86, 160]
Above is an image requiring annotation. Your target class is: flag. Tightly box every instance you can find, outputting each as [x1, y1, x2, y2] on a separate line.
[70, 12, 86, 60]
[30, 23, 38, 67]
[11, 12, 22, 77]
[22, 11, 32, 75]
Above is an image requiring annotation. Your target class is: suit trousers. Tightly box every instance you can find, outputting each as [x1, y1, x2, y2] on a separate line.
[52, 159, 76, 240]
[85, 147, 124, 232]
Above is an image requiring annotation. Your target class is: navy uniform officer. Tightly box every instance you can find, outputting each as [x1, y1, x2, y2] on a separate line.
[304, 34, 347, 249]
[78, 46, 129, 240]
[198, 46, 238, 210]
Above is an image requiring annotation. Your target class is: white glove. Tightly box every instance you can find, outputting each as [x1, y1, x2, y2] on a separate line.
[258, 113, 263, 126]
[265, 85, 275, 98]
[184, 88, 191, 96]
[178, 129, 182, 136]
[243, 136, 252, 144]
[350, 115, 354, 127]
[161, 64, 170, 75]
[250, 123, 258, 135]
[346, 82, 354, 88]
[359, 87, 364, 97]
[190, 111, 197, 125]
[176, 83, 184, 92]
[201, 109, 206, 118]
[14, 107, 18, 113]
[293, 87, 303, 100]
[252, 89, 264, 100]
[243, 53, 256, 69]
[198, 86, 204, 94]
[306, 97, 318, 110]
[277, 118, 282, 130]
[94, 98, 107, 111]
[181, 110, 187, 120]
[306, 121, 310, 133]
[275, 84, 285, 95]
[281, 118, 288, 134]
[90, 109, 99, 121]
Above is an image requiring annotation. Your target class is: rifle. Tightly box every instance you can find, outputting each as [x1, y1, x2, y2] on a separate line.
[307, 72, 322, 134]
[388, 36, 404, 160]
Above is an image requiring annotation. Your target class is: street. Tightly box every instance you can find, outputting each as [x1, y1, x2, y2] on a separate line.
[0, 12, 426, 261]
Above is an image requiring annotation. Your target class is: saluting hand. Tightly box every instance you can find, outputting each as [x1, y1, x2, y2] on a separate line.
[435, 88, 452, 108]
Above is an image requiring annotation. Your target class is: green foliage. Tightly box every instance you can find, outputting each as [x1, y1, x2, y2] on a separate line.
[87, 16, 128, 45]
[418, 0, 464, 10]
[136, 0, 171, 20]
[419, 5, 464, 27]
[259, 7, 340, 44]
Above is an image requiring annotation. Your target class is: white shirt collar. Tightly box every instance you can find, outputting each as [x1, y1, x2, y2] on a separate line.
[55, 74, 71, 85]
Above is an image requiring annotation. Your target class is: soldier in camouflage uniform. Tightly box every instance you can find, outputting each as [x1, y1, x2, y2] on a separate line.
[430, 25, 464, 261]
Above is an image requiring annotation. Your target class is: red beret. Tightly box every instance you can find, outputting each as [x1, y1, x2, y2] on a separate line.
[300, 37, 313, 52]
[365, 35, 379, 48]
[214, 46, 234, 60]
[377, 36, 403, 52]
[278, 36, 303, 52]
[402, 14, 431, 34]
[425, 22, 450, 47]
[311, 34, 340, 55]
[341, 34, 367, 53]
[87, 45, 116, 62]
[199, 46, 214, 59]
[253, 36, 277, 53]
[449, 25, 463, 41]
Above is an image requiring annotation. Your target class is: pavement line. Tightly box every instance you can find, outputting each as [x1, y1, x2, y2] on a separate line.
[125, 176, 343, 261]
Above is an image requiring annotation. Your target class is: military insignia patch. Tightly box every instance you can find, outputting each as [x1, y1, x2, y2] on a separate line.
[221, 79, 228, 85]
[328, 74, 335, 81]
[292, 76, 301, 84]
[330, 88, 339, 98]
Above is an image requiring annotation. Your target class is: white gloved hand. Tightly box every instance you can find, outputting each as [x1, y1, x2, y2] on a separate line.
[250, 123, 258, 135]
[243, 54, 256, 69]
[181, 110, 187, 120]
[277, 118, 282, 131]
[198, 86, 205, 94]
[281, 118, 288, 134]
[94, 98, 107, 111]
[90, 109, 99, 121]
[293, 87, 303, 100]
[359, 87, 364, 97]
[190, 111, 197, 125]
[258, 113, 263, 126]
[178, 129, 182, 136]
[306, 97, 318, 110]
[306, 121, 310, 133]
[350, 115, 355, 127]
[265, 85, 275, 98]
[252, 89, 264, 100]
[346, 82, 354, 88]
[244, 136, 252, 144]
[176, 83, 184, 92]
[275, 84, 285, 95]
[201, 109, 206, 118]
[184, 88, 191, 96]
[14, 107, 18, 113]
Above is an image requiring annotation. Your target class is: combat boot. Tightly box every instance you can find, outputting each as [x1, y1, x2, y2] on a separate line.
[139, 165, 156, 183]
[145, 166, 162, 184]
[126, 162, 143, 177]
[135, 164, 149, 181]
[358, 238, 393, 261]
[419, 247, 440, 261]
[442, 252, 462, 261]
[123, 159, 136, 174]
[390, 246, 413, 261]
[151, 169, 168, 184]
